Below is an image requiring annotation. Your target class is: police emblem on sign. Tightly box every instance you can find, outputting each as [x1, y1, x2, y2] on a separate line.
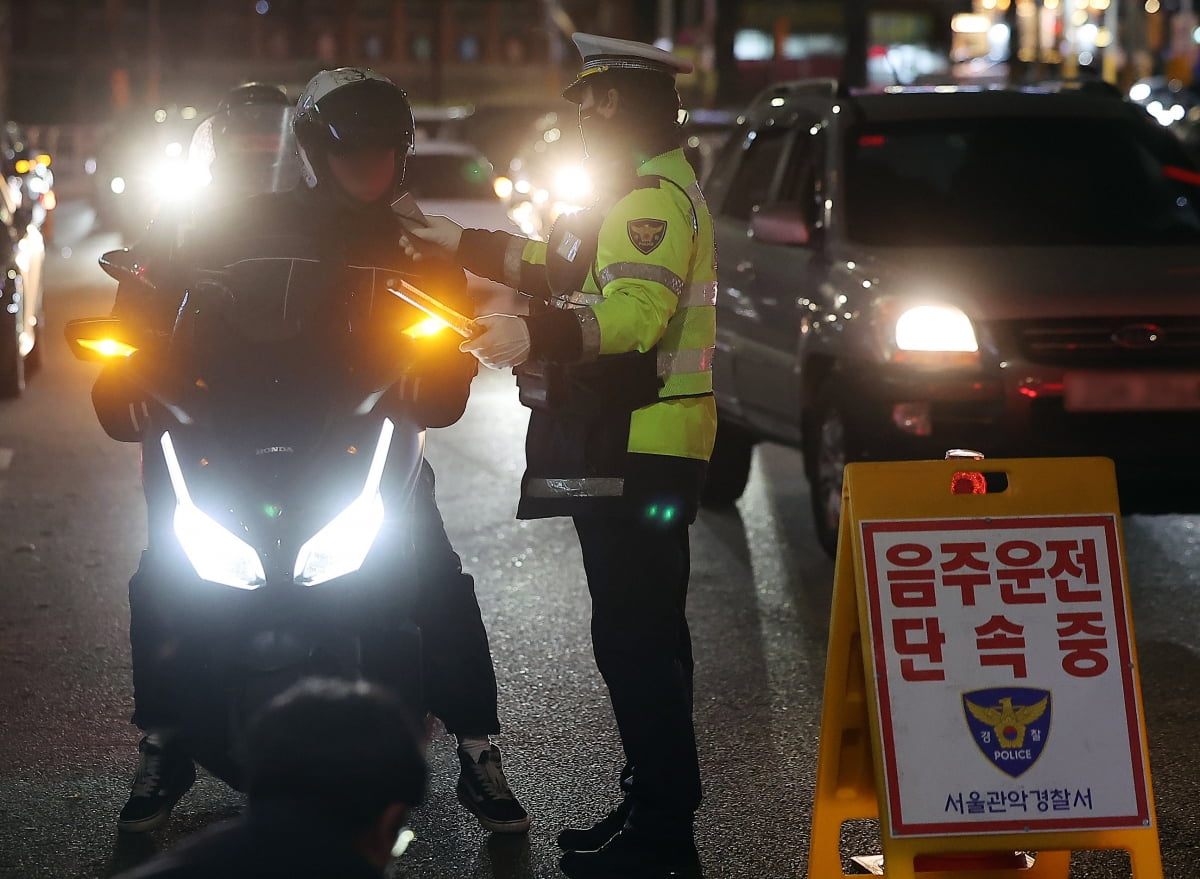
[962, 687, 1052, 778]
[627, 218, 667, 254]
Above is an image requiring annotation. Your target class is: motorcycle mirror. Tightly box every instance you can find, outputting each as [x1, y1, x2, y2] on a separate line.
[99, 248, 157, 291]
[63, 316, 139, 362]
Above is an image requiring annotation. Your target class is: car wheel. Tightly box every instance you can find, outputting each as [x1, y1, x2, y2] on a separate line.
[701, 419, 756, 506]
[807, 389, 852, 559]
[0, 308, 25, 399]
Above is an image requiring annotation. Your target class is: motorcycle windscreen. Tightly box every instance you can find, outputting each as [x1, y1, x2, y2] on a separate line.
[188, 104, 301, 204]
[169, 256, 393, 436]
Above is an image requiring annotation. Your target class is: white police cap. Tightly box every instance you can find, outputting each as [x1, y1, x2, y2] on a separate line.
[563, 32, 693, 103]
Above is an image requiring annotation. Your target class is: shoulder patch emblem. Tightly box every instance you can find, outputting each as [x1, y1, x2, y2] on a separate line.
[627, 218, 668, 255]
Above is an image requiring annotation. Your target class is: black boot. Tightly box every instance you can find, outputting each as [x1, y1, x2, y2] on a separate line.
[556, 798, 633, 851]
[559, 828, 702, 879]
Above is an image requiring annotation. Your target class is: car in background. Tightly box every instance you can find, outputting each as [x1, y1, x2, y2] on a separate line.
[0, 131, 46, 397]
[406, 140, 523, 313]
[681, 107, 740, 184]
[702, 79, 1200, 555]
[3, 121, 56, 245]
[496, 110, 589, 240]
[92, 103, 208, 243]
[412, 104, 475, 142]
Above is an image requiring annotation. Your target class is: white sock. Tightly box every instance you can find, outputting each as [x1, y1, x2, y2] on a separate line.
[457, 735, 491, 761]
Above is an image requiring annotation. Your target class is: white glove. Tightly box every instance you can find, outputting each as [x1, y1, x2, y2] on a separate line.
[459, 313, 531, 370]
[398, 214, 464, 260]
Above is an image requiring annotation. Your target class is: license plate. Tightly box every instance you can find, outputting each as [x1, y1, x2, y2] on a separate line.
[1063, 370, 1200, 412]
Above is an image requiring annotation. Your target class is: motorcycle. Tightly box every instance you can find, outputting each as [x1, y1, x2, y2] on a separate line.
[67, 249, 439, 789]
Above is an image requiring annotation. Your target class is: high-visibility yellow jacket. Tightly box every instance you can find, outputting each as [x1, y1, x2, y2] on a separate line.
[460, 147, 717, 520]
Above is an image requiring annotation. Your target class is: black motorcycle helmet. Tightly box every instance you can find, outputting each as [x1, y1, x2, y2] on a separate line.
[292, 68, 415, 205]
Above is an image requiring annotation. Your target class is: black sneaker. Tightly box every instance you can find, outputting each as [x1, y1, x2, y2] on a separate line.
[116, 735, 196, 833]
[455, 744, 530, 834]
[556, 798, 633, 851]
[560, 828, 702, 879]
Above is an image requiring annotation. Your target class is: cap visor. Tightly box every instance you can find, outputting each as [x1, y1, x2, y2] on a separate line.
[562, 75, 587, 104]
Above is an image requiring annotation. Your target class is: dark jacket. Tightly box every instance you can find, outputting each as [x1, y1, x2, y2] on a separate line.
[112, 799, 383, 879]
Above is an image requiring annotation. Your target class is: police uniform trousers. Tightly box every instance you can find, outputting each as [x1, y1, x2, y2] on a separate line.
[573, 512, 701, 835]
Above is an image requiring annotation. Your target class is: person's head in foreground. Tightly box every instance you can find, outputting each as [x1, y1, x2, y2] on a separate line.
[245, 676, 427, 871]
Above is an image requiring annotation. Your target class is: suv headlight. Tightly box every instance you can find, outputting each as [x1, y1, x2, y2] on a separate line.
[889, 304, 979, 367]
[161, 432, 266, 589]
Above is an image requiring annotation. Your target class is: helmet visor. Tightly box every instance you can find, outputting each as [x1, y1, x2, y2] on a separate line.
[189, 104, 301, 197]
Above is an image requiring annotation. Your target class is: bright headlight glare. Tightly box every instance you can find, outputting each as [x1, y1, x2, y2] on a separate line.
[293, 491, 386, 586]
[174, 503, 267, 589]
[293, 418, 394, 586]
[895, 305, 978, 352]
[151, 161, 210, 202]
[553, 165, 592, 201]
[161, 432, 265, 589]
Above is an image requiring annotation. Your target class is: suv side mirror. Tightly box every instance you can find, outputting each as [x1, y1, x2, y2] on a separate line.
[749, 202, 811, 246]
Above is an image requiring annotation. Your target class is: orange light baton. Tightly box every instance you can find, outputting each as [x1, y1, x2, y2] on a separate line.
[386, 278, 477, 339]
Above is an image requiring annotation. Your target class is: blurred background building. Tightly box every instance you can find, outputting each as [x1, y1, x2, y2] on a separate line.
[0, 0, 1191, 202]
[1, 0, 1187, 122]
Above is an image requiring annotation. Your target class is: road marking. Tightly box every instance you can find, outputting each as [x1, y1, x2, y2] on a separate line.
[0, 448, 12, 471]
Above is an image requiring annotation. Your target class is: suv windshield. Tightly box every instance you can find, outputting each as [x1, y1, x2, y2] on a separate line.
[844, 116, 1200, 246]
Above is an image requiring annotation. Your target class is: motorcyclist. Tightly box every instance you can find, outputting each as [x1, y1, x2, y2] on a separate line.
[100, 70, 529, 836]
[189, 81, 299, 206]
[96, 81, 301, 359]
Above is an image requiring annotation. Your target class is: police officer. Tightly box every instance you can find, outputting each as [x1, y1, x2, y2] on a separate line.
[402, 33, 716, 879]
[105, 70, 528, 838]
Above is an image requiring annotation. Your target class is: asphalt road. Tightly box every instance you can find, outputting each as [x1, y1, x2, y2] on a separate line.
[0, 204, 1197, 878]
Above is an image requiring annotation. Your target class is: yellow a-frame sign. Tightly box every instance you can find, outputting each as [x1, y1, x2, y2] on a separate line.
[808, 457, 1163, 879]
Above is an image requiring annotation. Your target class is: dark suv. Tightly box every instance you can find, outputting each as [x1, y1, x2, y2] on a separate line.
[703, 80, 1200, 555]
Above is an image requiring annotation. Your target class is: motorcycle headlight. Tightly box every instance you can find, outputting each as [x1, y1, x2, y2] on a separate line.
[293, 418, 395, 587]
[889, 304, 979, 367]
[173, 502, 267, 589]
[293, 491, 385, 586]
[161, 432, 265, 589]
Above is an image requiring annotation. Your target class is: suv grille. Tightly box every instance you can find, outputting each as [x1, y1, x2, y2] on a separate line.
[1000, 317, 1200, 367]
